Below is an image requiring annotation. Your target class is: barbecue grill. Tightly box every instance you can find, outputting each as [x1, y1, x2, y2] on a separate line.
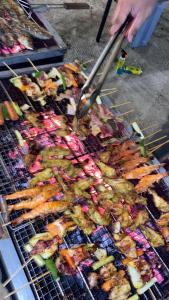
[0, 1, 66, 72]
[0, 63, 169, 300]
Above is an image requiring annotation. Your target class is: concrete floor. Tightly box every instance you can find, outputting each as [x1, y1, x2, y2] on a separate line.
[33, 0, 169, 161]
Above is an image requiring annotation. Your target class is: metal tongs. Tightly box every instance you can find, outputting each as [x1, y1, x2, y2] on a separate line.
[76, 15, 132, 119]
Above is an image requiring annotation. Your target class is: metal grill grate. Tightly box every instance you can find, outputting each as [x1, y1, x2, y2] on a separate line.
[0, 65, 169, 300]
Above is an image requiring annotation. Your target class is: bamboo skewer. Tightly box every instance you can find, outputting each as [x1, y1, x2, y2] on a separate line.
[149, 140, 169, 153]
[101, 88, 117, 92]
[141, 124, 158, 132]
[110, 101, 131, 108]
[118, 109, 134, 117]
[81, 59, 94, 65]
[27, 58, 39, 71]
[2, 221, 12, 227]
[4, 271, 50, 299]
[144, 130, 162, 140]
[100, 90, 117, 97]
[145, 136, 167, 147]
[3, 257, 33, 287]
[3, 62, 18, 77]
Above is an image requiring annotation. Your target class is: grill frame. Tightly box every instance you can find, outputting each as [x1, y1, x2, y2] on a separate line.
[0, 1, 67, 71]
[0, 63, 169, 300]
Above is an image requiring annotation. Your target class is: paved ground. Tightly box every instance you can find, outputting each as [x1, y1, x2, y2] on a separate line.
[32, 0, 169, 161]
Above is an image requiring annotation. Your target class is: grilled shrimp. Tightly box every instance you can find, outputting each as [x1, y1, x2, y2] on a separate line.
[122, 156, 149, 172]
[5, 184, 58, 200]
[8, 187, 60, 212]
[123, 164, 164, 180]
[135, 173, 168, 193]
[12, 201, 71, 226]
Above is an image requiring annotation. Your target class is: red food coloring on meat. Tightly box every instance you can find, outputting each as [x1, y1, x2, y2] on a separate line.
[29, 160, 42, 174]
[8, 150, 19, 159]
[82, 205, 89, 213]
[64, 134, 86, 155]
[98, 207, 106, 215]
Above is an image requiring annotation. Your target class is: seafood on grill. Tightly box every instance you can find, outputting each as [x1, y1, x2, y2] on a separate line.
[135, 173, 169, 193]
[46, 216, 76, 241]
[8, 184, 60, 212]
[121, 156, 149, 172]
[12, 201, 71, 226]
[5, 185, 46, 200]
[123, 164, 163, 180]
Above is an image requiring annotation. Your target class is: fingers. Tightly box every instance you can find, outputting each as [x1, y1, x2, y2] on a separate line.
[126, 13, 145, 42]
[127, 5, 155, 42]
[110, 1, 131, 35]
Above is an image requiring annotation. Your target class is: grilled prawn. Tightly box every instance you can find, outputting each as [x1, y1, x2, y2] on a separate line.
[135, 173, 168, 193]
[122, 156, 149, 171]
[8, 187, 60, 212]
[5, 184, 58, 200]
[12, 201, 70, 226]
[123, 164, 163, 180]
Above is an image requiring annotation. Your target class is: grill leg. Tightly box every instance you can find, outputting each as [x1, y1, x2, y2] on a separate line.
[96, 0, 113, 43]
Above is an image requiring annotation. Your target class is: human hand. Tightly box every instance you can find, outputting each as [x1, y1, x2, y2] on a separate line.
[111, 0, 158, 42]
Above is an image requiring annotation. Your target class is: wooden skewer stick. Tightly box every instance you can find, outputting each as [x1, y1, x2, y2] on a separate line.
[3, 62, 18, 77]
[3, 257, 33, 287]
[110, 101, 131, 108]
[141, 123, 158, 132]
[149, 140, 169, 153]
[2, 221, 12, 227]
[145, 136, 167, 147]
[27, 58, 39, 71]
[4, 271, 50, 299]
[144, 130, 162, 140]
[101, 88, 117, 92]
[118, 109, 135, 117]
[100, 90, 117, 97]
[81, 58, 94, 65]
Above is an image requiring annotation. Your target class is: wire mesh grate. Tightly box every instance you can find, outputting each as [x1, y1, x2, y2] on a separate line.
[0, 66, 169, 300]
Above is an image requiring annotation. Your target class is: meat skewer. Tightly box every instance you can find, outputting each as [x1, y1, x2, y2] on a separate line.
[123, 164, 164, 180]
[12, 201, 71, 226]
[135, 173, 169, 193]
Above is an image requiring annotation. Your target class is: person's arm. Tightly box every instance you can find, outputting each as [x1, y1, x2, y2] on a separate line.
[111, 0, 158, 42]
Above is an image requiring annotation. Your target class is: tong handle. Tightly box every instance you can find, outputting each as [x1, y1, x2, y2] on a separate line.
[76, 15, 132, 118]
[81, 15, 132, 94]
